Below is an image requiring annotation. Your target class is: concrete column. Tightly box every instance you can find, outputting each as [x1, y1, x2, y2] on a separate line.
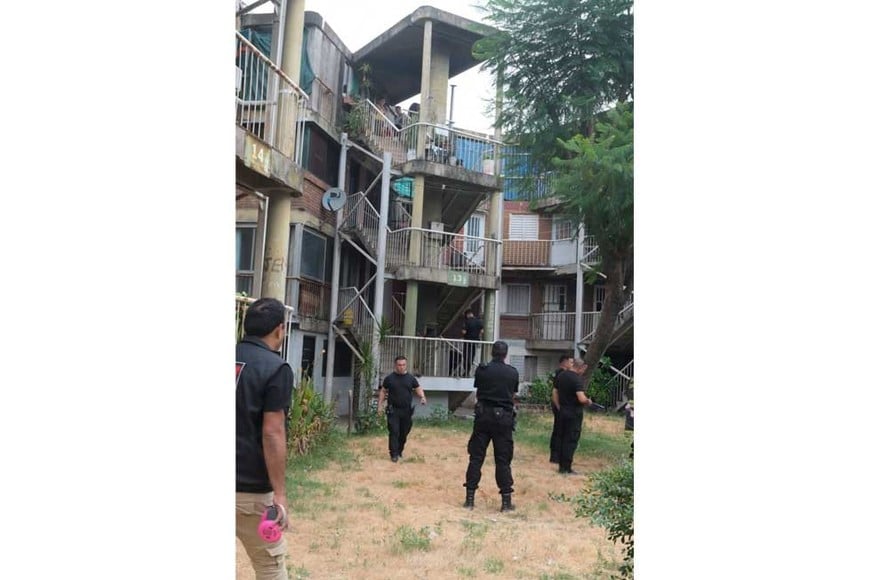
[429, 44, 450, 124]
[409, 176, 425, 265]
[281, 0, 305, 83]
[483, 289, 497, 342]
[416, 20, 433, 154]
[325, 133, 349, 403]
[371, 153, 392, 391]
[262, 194, 293, 301]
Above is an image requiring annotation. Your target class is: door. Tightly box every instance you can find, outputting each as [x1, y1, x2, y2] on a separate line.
[463, 213, 485, 266]
[550, 218, 575, 266]
[542, 284, 568, 339]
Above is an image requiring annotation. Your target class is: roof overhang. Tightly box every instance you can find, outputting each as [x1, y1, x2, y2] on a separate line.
[352, 6, 498, 103]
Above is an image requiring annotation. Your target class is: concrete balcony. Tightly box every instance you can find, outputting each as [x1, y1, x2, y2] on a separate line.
[235, 32, 309, 195]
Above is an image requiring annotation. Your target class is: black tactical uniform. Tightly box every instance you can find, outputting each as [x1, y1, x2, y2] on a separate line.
[463, 350, 519, 511]
[554, 369, 586, 474]
[236, 336, 294, 493]
[379, 371, 420, 460]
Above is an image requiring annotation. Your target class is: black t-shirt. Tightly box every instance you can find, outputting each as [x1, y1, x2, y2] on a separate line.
[380, 372, 420, 409]
[463, 317, 484, 340]
[555, 370, 586, 411]
[474, 359, 519, 411]
[236, 337, 294, 493]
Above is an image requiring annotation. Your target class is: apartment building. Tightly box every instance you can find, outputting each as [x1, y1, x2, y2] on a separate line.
[235, 2, 632, 413]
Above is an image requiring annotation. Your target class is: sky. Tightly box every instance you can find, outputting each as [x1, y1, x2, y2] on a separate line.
[286, 0, 497, 133]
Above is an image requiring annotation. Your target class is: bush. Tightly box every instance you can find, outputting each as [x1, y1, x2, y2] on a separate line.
[354, 398, 387, 434]
[574, 458, 634, 579]
[288, 373, 336, 456]
[527, 375, 554, 405]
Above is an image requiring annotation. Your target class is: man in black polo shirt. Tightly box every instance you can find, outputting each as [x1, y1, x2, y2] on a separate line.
[549, 353, 574, 464]
[236, 298, 294, 580]
[460, 309, 484, 376]
[553, 358, 594, 475]
[377, 355, 427, 462]
[463, 340, 519, 512]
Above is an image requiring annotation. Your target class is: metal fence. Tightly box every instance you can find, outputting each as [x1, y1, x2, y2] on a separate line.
[387, 227, 500, 276]
[379, 336, 492, 379]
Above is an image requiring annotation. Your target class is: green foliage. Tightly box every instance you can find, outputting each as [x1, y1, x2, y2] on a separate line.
[474, 0, 634, 163]
[483, 558, 504, 574]
[344, 101, 368, 139]
[422, 403, 450, 423]
[391, 525, 432, 553]
[584, 356, 614, 408]
[575, 458, 634, 579]
[287, 373, 336, 456]
[354, 397, 387, 435]
[527, 375, 554, 405]
[554, 104, 633, 261]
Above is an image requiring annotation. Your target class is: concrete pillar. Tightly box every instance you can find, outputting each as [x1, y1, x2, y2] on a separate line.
[429, 44, 450, 124]
[286, 222, 304, 309]
[281, 0, 305, 83]
[262, 194, 293, 301]
[483, 289, 497, 342]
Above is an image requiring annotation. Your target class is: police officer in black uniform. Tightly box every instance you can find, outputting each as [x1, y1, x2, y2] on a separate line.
[553, 358, 593, 474]
[236, 297, 294, 579]
[463, 340, 519, 512]
[377, 355, 427, 462]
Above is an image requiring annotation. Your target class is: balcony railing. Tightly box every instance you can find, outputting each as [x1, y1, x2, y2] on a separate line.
[235, 31, 309, 164]
[380, 336, 492, 379]
[297, 278, 331, 320]
[387, 227, 500, 277]
[235, 295, 293, 362]
[502, 238, 578, 267]
[530, 312, 577, 341]
[347, 99, 504, 174]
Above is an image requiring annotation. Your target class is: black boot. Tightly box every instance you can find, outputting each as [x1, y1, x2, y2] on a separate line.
[463, 488, 475, 509]
[500, 493, 515, 512]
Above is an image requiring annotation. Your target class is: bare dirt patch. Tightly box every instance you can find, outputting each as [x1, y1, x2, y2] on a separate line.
[237, 414, 626, 579]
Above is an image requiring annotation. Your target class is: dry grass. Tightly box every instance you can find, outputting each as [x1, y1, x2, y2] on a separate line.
[237, 413, 628, 579]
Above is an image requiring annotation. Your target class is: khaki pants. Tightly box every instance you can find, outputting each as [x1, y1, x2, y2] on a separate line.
[236, 492, 288, 580]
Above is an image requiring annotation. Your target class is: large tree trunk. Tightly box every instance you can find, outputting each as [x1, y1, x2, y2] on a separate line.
[582, 256, 626, 373]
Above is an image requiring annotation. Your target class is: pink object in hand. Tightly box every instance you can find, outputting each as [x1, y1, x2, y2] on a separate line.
[257, 504, 284, 542]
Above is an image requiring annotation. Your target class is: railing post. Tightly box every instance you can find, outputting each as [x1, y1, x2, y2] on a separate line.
[574, 225, 585, 359]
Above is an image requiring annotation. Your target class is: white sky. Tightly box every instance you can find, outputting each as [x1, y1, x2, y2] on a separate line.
[297, 0, 497, 133]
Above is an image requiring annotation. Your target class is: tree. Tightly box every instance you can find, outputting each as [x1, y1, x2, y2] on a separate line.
[474, 0, 633, 161]
[554, 103, 633, 374]
[475, 0, 634, 376]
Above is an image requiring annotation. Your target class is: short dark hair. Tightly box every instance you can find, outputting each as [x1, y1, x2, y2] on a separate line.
[243, 298, 286, 338]
[491, 340, 508, 360]
[394, 355, 407, 363]
[559, 353, 573, 363]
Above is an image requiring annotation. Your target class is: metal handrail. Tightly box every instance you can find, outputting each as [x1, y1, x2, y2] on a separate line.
[235, 32, 308, 98]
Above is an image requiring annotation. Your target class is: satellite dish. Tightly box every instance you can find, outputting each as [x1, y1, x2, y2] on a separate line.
[321, 187, 347, 211]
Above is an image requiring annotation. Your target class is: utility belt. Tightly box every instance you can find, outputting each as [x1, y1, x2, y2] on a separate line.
[474, 402, 516, 423]
[386, 404, 413, 416]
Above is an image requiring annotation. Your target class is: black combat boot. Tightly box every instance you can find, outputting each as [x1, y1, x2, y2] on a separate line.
[500, 493, 515, 512]
[463, 488, 475, 509]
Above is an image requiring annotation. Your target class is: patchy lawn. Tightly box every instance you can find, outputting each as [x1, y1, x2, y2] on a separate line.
[237, 412, 632, 579]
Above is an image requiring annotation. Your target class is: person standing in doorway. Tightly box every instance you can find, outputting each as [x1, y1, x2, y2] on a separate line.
[236, 298, 294, 580]
[463, 341, 520, 512]
[377, 355, 427, 462]
[460, 309, 484, 376]
[553, 358, 594, 475]
[549, 354, 574, 463]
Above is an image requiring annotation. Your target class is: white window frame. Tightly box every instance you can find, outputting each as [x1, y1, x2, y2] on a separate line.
[509, 214, 539, 240]
[300, 228, 328, 282]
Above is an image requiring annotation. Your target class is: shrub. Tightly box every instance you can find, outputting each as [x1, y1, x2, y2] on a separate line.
[527, 375, 554, 405]
[585, 356, 614, 407]
[574, 458, 634, 579]
[288, 373, 336, 456]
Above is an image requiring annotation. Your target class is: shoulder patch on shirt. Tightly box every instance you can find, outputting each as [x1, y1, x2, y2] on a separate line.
[235, 362, 246, 386]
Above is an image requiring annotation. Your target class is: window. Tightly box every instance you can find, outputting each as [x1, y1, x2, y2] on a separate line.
[236, 225, 256, 294]
[553, 218, 573, 240]
[300, 229, 333, 281]
[502, 284, 531, 315]
[523, 356, 538, 382]
[509, 214, 539, 240]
